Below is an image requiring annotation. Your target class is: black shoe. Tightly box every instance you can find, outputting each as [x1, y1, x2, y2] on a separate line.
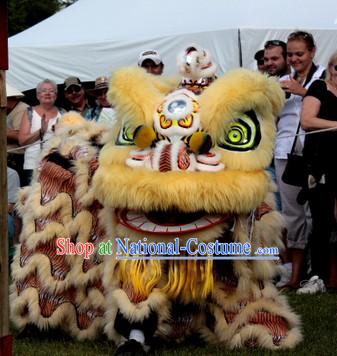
[114, 339, 147, 356]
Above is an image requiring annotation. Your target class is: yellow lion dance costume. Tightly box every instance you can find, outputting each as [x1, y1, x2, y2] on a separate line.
[11, 58, 302, 354]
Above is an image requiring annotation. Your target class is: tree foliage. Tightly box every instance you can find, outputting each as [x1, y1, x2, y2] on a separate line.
[59, 0, 78, 8]
[8, 0, 78, 37]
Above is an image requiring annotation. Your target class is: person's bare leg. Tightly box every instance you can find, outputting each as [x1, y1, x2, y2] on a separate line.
[286, 248, 305, 288]
[279, 228, 291, 264]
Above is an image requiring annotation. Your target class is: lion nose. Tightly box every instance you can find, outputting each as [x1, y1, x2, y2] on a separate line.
[158, 142, 192, 172]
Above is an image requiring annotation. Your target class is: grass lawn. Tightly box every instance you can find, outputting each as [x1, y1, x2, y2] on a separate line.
[13, 291, 337, 356]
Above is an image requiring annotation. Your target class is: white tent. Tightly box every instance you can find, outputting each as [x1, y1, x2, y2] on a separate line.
[7, 0, 337, 91]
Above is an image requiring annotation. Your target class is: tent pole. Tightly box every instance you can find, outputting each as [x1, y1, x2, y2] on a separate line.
[238, 29, 243, 67]
[0, 70, 11, 354]
[0, 0, 12, 354]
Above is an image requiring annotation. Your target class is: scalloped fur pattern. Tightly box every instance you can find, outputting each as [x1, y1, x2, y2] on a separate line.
[11, 116, 108, 339]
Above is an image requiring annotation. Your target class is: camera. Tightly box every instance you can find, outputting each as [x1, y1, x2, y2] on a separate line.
[284, 90, 290, 99]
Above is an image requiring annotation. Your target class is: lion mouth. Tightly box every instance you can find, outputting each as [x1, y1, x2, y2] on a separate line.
[116, 209, 232, 235]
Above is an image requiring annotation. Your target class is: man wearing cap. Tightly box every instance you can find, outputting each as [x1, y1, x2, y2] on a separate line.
[6, 84, 29, 185]
[85, 76, 116, 126]
[138, 49, 164, 75]
[63, 76, 92, 116]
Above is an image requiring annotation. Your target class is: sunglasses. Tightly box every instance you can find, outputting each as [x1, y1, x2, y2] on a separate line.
[65, 86, 81, 94]
[264, 40, 286, 49]
[257, 60, 265, 66]
[141, 50, 158, 56]
[287, 31, 315, 49]
[288, 31, 312, 40]
[95, 88, 108, 97]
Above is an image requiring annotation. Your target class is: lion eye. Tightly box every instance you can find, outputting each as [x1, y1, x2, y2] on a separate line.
[160, 115, 172, 129]
[218, 111, 261, 151]
[178, 114, 194, 128]
[116, 124, 135, 146]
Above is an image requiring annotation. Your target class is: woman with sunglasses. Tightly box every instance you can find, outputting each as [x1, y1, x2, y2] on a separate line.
[297, 52, 337, 294]
[18, 79, 64, 186]
[274, 31, 325, 290]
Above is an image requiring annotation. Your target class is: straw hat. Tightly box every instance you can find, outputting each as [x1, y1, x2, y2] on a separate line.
[87, 76, 109, 96]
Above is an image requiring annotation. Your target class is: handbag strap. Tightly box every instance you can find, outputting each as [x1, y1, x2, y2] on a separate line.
[289, 121, 301, 154]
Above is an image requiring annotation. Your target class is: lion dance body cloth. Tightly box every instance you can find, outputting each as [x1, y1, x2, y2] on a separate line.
[11, 55, 302, 353]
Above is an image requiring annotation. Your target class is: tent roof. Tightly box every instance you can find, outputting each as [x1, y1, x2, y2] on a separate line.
[10, 0, 337, 46]
[7, 0, 337, 91]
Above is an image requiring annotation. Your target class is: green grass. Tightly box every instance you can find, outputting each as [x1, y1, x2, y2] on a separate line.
[13, 291, 337, 355]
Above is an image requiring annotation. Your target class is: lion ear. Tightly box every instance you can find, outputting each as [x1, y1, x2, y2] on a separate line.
[108, 67, 174, 128]
[198, 69, 285, 139]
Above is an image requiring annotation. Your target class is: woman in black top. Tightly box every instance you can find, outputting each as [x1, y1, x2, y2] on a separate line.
[300, 51, 337, 292]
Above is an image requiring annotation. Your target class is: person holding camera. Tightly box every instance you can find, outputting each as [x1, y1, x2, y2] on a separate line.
[274, 31, 325, 290]
[264, 40, 290, 78]
[18, 79, 63, 186]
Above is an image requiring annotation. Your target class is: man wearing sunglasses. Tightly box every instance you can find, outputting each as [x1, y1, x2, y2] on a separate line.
[264, 40, 290, 78]
[63, 76, 92, 116]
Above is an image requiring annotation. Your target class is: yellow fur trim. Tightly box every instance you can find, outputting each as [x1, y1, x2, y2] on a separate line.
[95, 147, 269, 213]
[56, 111, 86, 128]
